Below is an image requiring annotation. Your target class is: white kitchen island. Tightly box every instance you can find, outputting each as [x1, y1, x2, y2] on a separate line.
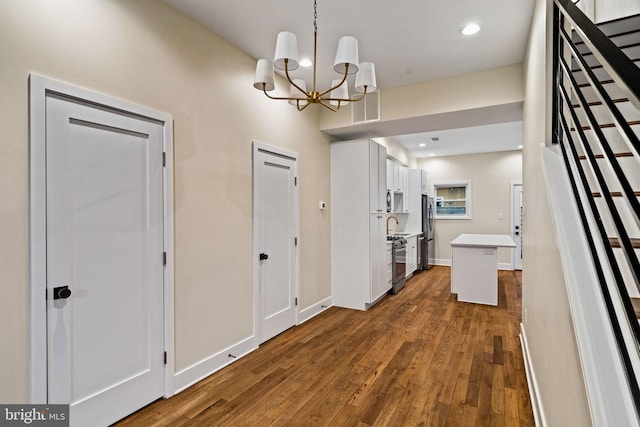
[450, 234, 516, 306]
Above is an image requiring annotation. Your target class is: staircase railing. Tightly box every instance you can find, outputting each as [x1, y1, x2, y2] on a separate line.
[552, 0, 640, 415]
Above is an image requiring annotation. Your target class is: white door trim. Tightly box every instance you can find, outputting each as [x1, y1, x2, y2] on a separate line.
[510, 181, 523, 271]
[28, 74, 176, 403]
[251, 141, 300, 348]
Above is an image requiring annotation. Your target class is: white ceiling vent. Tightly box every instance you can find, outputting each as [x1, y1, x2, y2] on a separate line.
[352, 91, 380, 124]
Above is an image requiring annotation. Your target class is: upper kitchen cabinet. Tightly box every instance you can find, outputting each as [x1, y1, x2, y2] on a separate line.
[331, 139, 389, 310]
[370, 142, 387, 214]
[408, 169, 430, 197]
[399, 165, 407, 194]
[420, 169, 431, 195]
[386, 158, 409, 194]
[405, 168, 430, 232]
[402, 166, 410, 213]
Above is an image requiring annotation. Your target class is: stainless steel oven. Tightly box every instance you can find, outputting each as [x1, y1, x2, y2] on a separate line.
[391, 237, 407, 294]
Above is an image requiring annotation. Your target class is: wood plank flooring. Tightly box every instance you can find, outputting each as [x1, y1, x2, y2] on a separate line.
[116, 266, 534, 426]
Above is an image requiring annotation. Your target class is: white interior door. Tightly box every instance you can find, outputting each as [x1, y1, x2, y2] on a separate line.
[253, 144, 298, 344]
[512, 183, 523, 270]
[46, 95, 165, 426]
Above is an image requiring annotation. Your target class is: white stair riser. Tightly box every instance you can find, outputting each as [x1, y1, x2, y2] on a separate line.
[593, 197, 640, 239]
[571, 124, 640, 155]
[579, 83, 630, 104]
[572, 102, 640, 125]
[583, 156, 640, 193]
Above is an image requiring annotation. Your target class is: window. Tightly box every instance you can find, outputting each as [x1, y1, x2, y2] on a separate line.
[433, 181, 472, 219]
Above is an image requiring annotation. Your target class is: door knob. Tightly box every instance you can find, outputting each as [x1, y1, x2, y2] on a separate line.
[259, 253, 269, 260]
[53, 286, 72, 300]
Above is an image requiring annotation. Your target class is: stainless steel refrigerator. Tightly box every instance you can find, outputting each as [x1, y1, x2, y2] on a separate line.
[419, 195, 435, 269]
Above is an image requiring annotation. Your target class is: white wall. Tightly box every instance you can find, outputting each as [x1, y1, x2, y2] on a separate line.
[419, 151, 522, 267]
[319, 64, 525, 137]
[0, 0, 331, 402]
[519, 0, 593, 425]
[595, 0, 640, 21]
[578, 0, 640, 22]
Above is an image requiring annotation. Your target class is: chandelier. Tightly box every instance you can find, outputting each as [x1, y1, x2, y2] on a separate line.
[252, 0, 377, 111]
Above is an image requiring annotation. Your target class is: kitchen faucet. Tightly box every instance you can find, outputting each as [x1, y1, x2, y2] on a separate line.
[386, 216, 399, 234]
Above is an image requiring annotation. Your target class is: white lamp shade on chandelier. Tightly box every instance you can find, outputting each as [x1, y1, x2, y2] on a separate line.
[253, 59, 275, 91]
[355, 62, 377, 93]
[333, 36, 359, 75]
[273, 31, 299, 71]
[252, 0, 377, 111]
[329, 79, 349, 106]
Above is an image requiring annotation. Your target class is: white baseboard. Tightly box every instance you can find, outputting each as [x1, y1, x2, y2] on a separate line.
[174, 296, 333, 396]
[520, 323, 546, 427]
[298, 296, 332, 324]
[173, 336, 256, 394]
[498, 262, 514, 271]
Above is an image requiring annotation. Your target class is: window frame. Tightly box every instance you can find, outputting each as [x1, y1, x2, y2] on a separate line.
[433, 181, 472, 219]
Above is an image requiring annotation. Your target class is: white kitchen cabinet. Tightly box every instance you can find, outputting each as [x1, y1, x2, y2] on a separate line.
[370, 143, 386, 214]
[421, 169, 430, 195]
[371, 213, 388, 300]
[386, 159, 407, 193]
[405, 168, 430, 232]
[402, 166, 410, 213]
[331, 139, 390, 310]
[395, 164, 407, 193]
[406, 235, 418, 276]
[386, 160, 409, 214]
[392, 162, 400, 192]
[450, 234, 516, 305]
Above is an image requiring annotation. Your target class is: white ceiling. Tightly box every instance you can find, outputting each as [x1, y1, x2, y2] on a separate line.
[163, 0, 535, 157]
[393, 121, 523, 158]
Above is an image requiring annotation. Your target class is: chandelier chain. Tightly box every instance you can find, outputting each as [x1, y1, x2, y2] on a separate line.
[313, 0, 317, 35]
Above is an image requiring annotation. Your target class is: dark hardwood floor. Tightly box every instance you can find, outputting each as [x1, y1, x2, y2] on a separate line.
[116, 266, 534, 426]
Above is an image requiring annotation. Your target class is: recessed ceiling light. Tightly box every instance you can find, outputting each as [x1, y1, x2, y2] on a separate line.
[429, 153, 435, 157]
[460, 23, 481, 36]
[419, 143, 426, 147]
[518, 145, 523, 149]
[299, 58, 313, 67]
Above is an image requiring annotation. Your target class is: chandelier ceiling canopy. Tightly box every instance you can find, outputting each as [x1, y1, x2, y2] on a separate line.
[253, 0, 377, 112]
